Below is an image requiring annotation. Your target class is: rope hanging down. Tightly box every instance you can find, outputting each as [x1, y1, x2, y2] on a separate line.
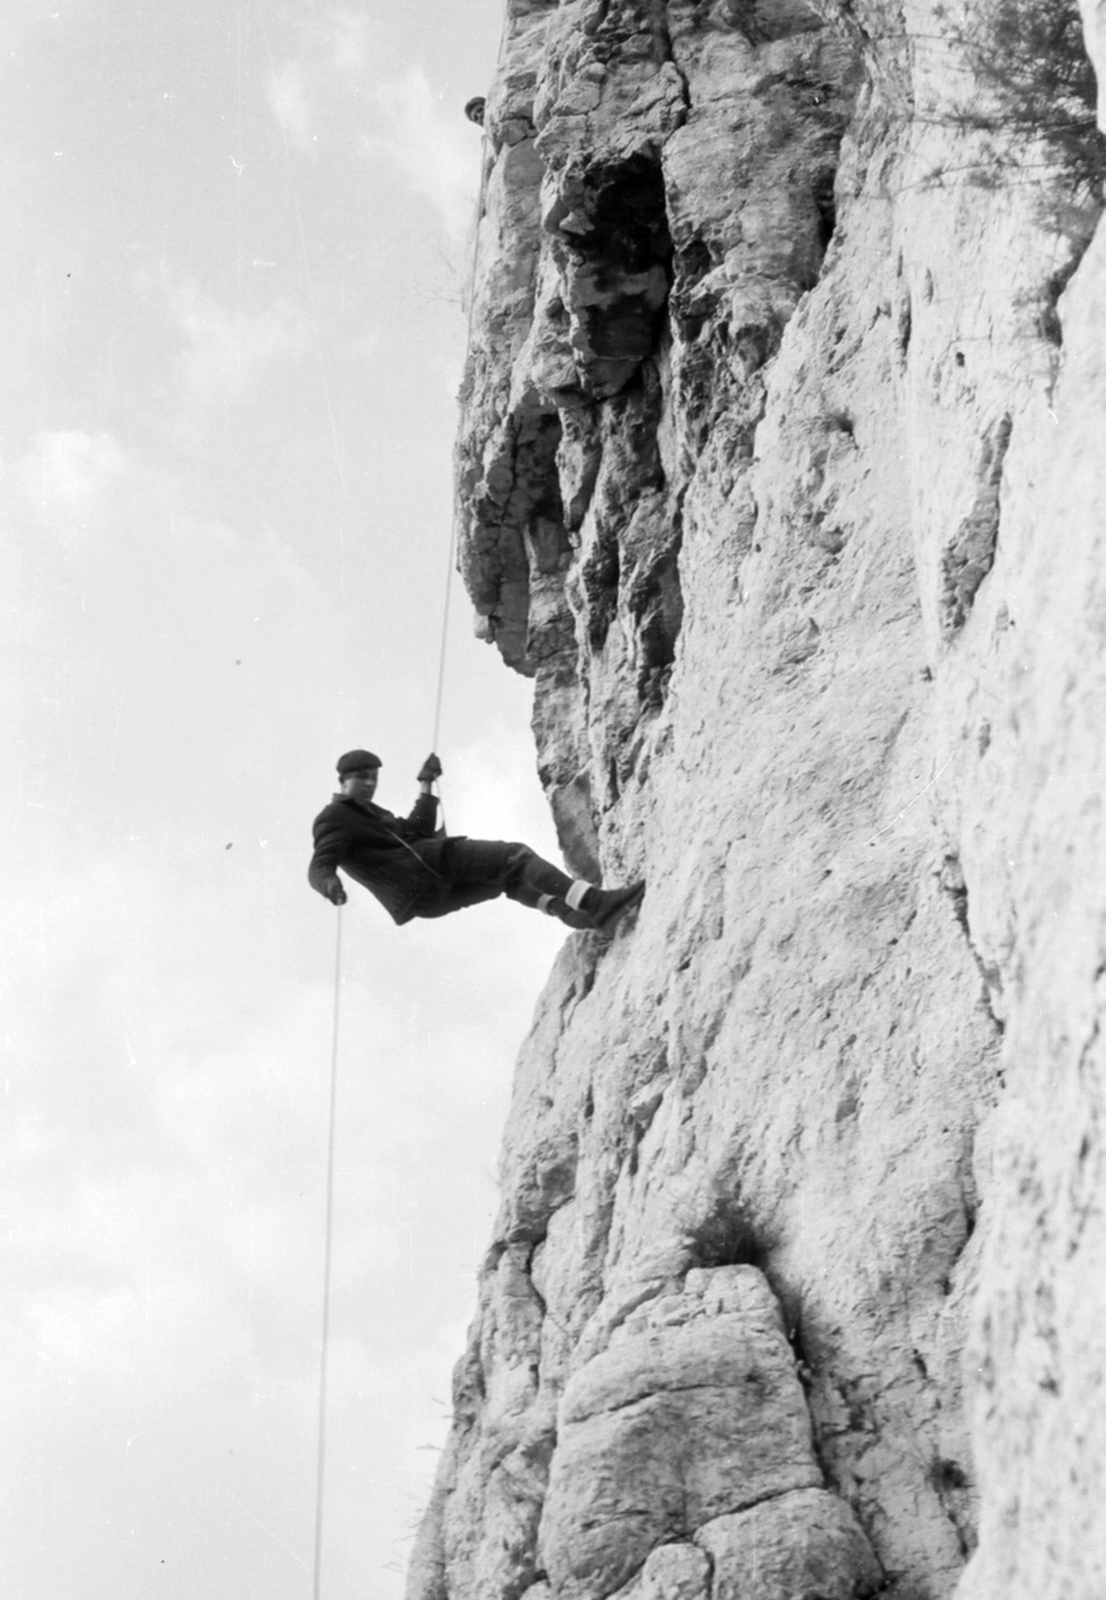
[312, 907, 343, 1600]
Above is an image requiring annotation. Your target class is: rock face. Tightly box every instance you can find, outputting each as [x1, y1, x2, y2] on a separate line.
[406, 2, 1106, 1598]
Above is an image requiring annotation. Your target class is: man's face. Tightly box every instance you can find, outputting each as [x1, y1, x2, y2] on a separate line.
[342, 767, 379, 804]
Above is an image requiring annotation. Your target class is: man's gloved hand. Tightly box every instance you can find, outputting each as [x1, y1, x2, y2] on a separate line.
[417, 753, 443, 784]
[321, 875, 347, 906]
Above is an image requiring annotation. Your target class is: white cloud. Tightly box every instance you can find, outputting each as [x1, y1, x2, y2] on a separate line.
[262, 9, 382, 153]
[438, 719, 562, 864]
[266, 60, 317, 153]
[362, 67, 483, 248]
[169, 281, 310, 405]
[23, 430, 130, 520]
[329, 7, 375, 77]
[256, 13, 481, 249]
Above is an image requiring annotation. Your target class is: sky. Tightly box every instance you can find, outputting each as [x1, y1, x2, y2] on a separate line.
[0, 4, 568, 1597]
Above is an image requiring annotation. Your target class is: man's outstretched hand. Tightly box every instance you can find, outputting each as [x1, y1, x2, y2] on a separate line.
[417, 753, 443, 784]
[321, 874, 348, 906]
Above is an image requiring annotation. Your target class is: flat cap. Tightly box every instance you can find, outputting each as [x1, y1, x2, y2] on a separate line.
[336, 748, 382, 776]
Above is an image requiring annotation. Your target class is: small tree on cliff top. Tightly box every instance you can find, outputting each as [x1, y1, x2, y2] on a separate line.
[944, 0, 1106, 200]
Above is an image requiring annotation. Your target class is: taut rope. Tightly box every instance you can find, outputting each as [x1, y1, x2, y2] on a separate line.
[430, 117, 494, 756]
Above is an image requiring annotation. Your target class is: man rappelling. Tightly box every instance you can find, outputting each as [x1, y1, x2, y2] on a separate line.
[309, 749, 645, 933]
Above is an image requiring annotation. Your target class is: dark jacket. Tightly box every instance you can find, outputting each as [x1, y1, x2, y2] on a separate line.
[308, 792, 444, 924]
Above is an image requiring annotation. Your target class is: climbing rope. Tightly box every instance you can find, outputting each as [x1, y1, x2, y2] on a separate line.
[429, 114, 495, 833]
[311, 42, 504, 1600]
[430, 102, 497, 758]
[312, 906, 343, 1600]
[430, 505, 459, 756]
[309, 141, 490, 1600]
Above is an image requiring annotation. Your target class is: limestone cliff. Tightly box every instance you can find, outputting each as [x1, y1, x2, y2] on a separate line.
[407, 3, 1106, 1597]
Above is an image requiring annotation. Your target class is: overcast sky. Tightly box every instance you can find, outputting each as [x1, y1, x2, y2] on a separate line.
[1, 4, 567, 1597]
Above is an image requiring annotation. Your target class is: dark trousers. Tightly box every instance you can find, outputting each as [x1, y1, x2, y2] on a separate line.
[409, 838, 573, 920]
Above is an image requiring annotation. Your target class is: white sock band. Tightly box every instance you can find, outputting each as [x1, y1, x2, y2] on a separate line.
[537, 894, 556, 915]
[565, 880, 593, 912]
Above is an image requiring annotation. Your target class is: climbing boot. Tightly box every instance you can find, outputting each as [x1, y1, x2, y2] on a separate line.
[554, 902, 598, 931]
[536, 894, 597, 932]
[586, 880, 646, 932]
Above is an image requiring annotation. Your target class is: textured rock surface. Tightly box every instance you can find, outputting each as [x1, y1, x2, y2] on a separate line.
[407, 2, 1106, 1598]
[539, 1267, 841, 1597]
[697, 1488, 884, 1600]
